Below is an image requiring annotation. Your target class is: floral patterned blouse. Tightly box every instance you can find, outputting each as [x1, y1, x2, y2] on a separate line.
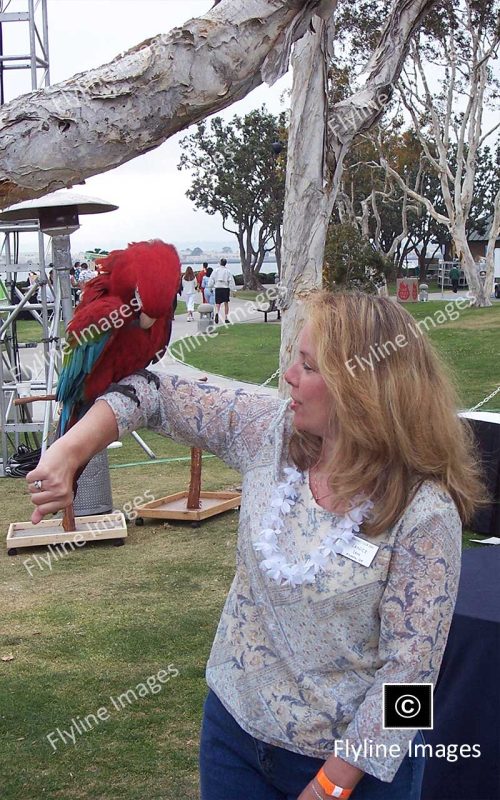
[99, 372, 462, 782]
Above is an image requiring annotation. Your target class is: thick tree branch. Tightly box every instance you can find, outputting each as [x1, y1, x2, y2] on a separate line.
[0, 0, 327, 208]
[379, 157, 450, 225]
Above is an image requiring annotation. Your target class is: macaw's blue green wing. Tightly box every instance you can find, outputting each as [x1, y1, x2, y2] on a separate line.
[56, 328, 111, 435]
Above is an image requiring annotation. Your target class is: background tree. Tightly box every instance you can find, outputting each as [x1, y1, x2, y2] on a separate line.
[279, 0, 438, 382]
[386, 0, 500, 306]
[347, 127, 449, 280]
[467, 137, 500, 234]
[335, 128, 420, 277]
[323, 221, 390, 291]
[338, 124, 500, 283]
[178, 107, 287, 289]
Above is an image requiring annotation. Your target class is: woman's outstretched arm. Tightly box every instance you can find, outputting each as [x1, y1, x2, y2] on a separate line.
[28, 372, 285, 523]
[27, 399, 119, 524]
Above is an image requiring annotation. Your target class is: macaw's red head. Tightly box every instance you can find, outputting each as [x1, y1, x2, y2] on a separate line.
[102, 240, 181, 328]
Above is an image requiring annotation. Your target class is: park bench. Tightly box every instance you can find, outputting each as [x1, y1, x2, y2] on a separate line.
[256, 298, 281, 323]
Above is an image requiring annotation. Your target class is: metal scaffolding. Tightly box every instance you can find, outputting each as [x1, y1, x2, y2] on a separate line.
[0, 220, 61, 475]
[0, 0, 50, 103]
[0, 0, 53, 475]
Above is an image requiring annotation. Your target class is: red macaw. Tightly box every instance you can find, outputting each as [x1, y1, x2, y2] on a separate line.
[56, 239, 181, 434]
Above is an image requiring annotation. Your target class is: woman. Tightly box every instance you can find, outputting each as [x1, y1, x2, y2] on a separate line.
[181, 265, 197, 321]
[27, 291, 484, 800]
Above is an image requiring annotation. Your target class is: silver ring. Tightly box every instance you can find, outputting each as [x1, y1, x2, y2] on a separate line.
[34, 479, 43, 491]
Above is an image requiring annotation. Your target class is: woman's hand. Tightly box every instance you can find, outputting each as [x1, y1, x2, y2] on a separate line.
[26, 439, 80, 524]
[26, 400, 120, 523]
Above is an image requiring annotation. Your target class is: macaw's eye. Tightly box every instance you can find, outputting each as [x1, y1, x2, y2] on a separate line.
[134, 288, 142, 309]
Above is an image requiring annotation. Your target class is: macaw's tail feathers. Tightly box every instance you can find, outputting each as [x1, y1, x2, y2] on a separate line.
[56, 399, 92, 438]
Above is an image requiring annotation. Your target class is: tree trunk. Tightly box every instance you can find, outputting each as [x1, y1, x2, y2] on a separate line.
[0, 0, 327, 208]
[452, 226, 492, 308]
[278, 15, 335, 392]
[278, 0, 437, 392]
[243, 267, 265, 290]
[484, 188, 500, 300]
[417, 250, 427, 282]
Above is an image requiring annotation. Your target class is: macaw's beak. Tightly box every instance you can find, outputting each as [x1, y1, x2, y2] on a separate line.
[139, 312, 157, 330]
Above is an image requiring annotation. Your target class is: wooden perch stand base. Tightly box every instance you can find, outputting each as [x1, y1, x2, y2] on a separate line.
[134, 447, 241, 527]
[134, 491, 241, 527]
[6, 511, 128, 555]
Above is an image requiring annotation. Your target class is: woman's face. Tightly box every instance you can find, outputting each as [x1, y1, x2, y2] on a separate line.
[284, 323, 332, 440]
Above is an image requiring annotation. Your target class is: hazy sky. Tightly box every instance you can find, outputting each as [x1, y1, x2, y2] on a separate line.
[5, 0, 291, 256]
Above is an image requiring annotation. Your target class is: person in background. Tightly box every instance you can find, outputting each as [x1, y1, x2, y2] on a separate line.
[27, 270, 39, 305]
[69, 268, 79, 305]
[197, 262, 209, 302]
[46, 266, 55, 303]
[208, 257, 237, 324]
[202, 267, 215, 308]
[73, 261, 81, 283]
[181, 265, 197, 322]
[27, 290, 485, 800]
[449, 264, 460, 293]
[78, 262, 97, 291]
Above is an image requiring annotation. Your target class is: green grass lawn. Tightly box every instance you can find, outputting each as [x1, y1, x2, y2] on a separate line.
[1, 299, 497, 799]
[171, 323, 281, 387]
[171, 300, 500, 409]
[0, 431, 240, 800]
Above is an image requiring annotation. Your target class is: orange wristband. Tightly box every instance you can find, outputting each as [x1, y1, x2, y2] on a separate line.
[316, 767, 353, 799]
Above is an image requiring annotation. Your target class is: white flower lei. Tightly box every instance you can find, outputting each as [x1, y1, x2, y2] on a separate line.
[254, 467, 373, 587]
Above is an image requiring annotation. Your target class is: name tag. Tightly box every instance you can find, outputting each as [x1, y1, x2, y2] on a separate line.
[336, 535, 379, 567]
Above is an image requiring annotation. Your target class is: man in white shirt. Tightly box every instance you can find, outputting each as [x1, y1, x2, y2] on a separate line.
[208, 258, 237, 324]
[78, 262, 97, 291]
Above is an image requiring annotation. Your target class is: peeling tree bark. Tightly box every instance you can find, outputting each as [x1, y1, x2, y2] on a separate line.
[0, 0, 327, 208]
[278, 0, 437, 390]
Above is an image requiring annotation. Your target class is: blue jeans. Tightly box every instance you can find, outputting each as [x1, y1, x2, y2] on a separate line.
[200, 690, 425, 800]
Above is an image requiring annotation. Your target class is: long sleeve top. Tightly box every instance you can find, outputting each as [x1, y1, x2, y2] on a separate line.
[207, 266, 236, 291]
[181, 278, 196, 296]
[100, 372, 462, 782]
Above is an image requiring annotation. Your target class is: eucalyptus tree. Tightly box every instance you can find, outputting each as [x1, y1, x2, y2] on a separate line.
[278, 0, 438, 376]
[385, 0, 500, 306]
[178, 108, 287, 289]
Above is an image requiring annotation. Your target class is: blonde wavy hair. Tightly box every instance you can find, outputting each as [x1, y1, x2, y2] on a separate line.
[288, 291, 486, 536]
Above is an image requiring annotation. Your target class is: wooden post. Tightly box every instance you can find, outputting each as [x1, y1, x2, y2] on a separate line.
[187, 447, 202, 509]
[62, 505, 76, 533]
